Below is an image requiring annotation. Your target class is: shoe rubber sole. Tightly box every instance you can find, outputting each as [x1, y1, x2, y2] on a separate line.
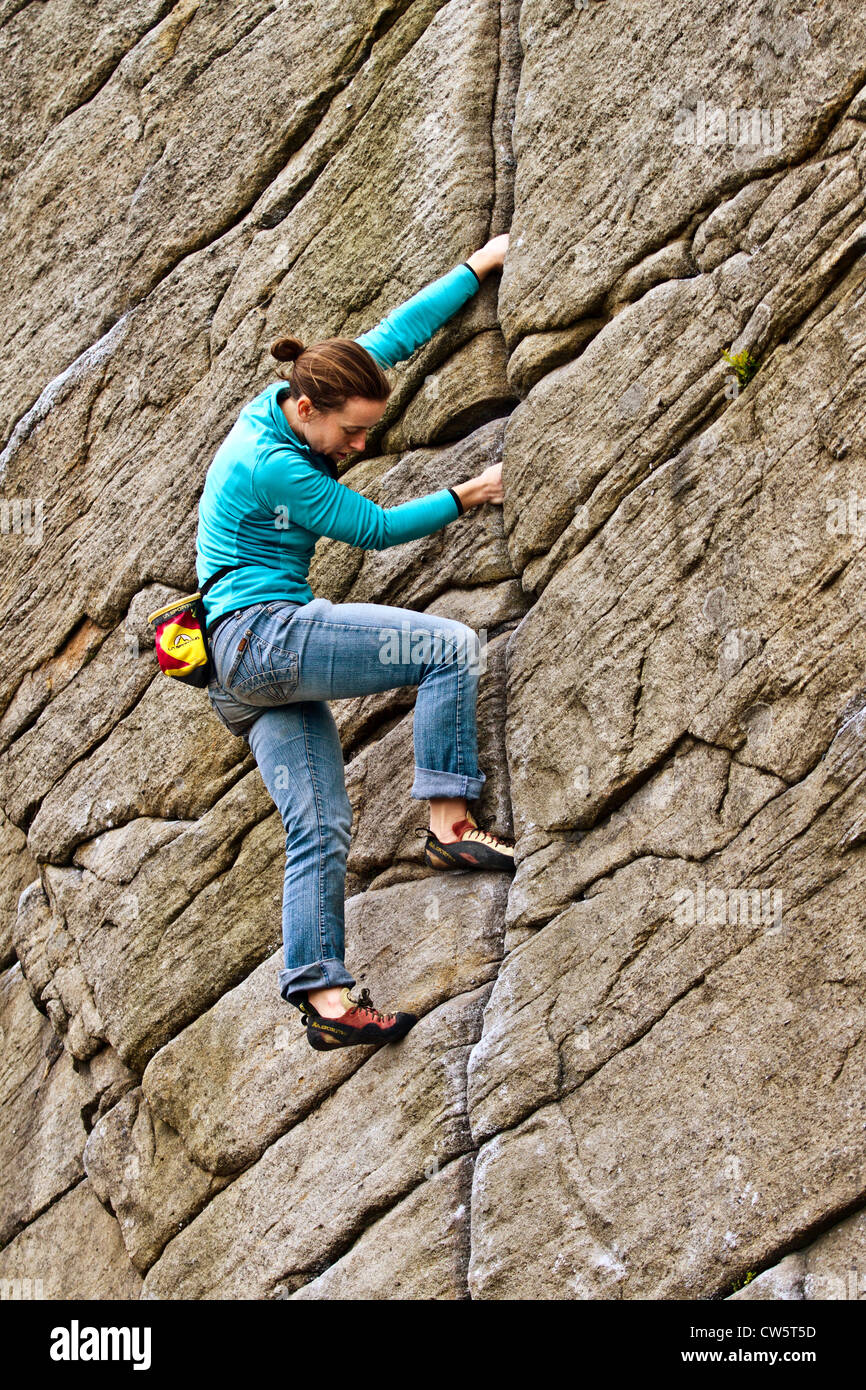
[420, 832, 515, 874]
[303, 1015, 417, 1049]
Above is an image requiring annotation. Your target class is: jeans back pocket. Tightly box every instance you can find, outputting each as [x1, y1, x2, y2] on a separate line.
[226, 628, 300, 704]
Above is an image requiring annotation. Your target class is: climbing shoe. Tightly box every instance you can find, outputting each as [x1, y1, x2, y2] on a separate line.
[415, 808, 516, 874]
[297, 987, 418, 1050]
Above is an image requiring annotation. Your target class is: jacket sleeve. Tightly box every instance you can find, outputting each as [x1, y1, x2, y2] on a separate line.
[252, 447, 460, 549]
[353, 262, 481, 369]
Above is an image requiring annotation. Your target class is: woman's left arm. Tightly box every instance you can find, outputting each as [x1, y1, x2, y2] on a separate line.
[355, 234, 509, 370]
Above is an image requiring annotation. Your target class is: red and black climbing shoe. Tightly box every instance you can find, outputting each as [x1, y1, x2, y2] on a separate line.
[415, 809, 516, 874]
[298, 987, 418, 1050]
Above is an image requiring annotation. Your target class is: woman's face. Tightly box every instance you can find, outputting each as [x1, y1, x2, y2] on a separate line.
[291, 394, 387, 463]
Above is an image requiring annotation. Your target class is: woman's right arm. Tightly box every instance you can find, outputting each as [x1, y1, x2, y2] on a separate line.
[452, 462, 504, 511]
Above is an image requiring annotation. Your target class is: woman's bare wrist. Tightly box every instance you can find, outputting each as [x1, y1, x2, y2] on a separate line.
[464, 249, 492, 282]
[453, 479, 482, 510]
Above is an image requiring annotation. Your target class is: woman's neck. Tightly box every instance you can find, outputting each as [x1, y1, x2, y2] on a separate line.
[280, 395, 306, 443]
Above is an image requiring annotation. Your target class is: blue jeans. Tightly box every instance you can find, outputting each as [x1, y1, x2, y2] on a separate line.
[206, 597, 487, 1006]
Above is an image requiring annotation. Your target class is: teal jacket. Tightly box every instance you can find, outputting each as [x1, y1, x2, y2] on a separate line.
[196, 261, 481, 626]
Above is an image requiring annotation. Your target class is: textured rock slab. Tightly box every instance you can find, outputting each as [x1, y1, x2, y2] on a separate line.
[1, 964, 93, 1245]
[0, 0, 171, 201]
[143, 874, 507, 1174]
[0, 1179, 141, 1300]
[470, 882, 866, 1299]
[468, 725, 866, 1296]
[0, 605, 155, 831]
[83, 1086, 231, 1274]
[35, 772, 285, 1071]
[1, 0, 457, 443]
[290, 1154, 474, 1299]
[0, 225, 250, 677]
[424, 578, 529, 633]
[470, 707, 866, 1145]
[505, 251, 866, 838]
[499, 0, 866, 345]
[382, 331, 517, 451]
[13, 878, 107, 1061]
[75, 1044, 141, 1131]
[211, 0, 499, 447]
[142, 985, 490, 1298]
[0, 810, 36, 968]
[468, 631, 514, 841]
[0, 614, 108, 752]
[26, 655, 249, 864]
[505, 736, 785, 937]
[506, 124, 866, 586]
[729, 1207, 866, 1300]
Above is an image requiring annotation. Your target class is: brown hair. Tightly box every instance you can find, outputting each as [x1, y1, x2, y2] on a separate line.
[270, 336, 391, 413]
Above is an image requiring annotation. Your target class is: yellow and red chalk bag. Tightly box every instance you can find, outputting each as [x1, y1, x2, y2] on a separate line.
[147, 594, 211, 687]
[147, 563, 243, 688]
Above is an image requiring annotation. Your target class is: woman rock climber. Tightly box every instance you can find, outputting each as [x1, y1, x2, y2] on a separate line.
[196, 233, 514, 1051]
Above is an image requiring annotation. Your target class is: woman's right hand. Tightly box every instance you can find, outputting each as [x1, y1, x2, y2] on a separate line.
[453, 462, 504, 510]
[475, 461, 504, 504]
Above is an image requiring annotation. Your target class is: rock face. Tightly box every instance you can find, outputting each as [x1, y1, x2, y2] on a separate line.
[1, 0, 865, 1300]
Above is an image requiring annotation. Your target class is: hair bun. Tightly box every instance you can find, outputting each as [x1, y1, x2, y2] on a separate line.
[270, 336, 305, 362]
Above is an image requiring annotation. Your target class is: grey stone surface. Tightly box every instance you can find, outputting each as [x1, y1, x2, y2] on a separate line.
[1, 0, 864, 1302]
[83, 1086, 232, 1273]
[0, 963, 134, 1247]
[0, 811, 36, 969]
[0, 1178, 142, 1300]
[142, 987, 490, 1298]
[729, 1207, 866, 1300]
[142, 874, 506, 1176]
[290, 1154, 475, 1299]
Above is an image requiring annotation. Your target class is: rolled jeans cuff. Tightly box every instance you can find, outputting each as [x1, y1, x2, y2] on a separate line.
[410, 766, 487, 800]
[279, 958, 356, 1005]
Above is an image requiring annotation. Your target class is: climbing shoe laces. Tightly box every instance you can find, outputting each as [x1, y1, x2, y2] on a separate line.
[347, 987, 396, 1024]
